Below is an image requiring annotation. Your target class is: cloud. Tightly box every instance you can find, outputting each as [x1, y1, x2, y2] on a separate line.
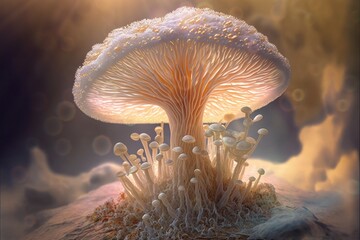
[0, 147, 122, 239]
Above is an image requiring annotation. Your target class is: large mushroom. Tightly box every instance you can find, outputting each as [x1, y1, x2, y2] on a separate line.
[73, 7, 290, 176]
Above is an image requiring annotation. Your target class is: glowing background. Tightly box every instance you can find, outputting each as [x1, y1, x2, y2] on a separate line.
[0, 0, 358, 239]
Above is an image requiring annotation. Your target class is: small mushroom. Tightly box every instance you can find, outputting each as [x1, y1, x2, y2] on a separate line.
[158, 192, 176, 218]
[242, 176, 256, 201]
[253, 168, 265, 190]
[140, 133, 152, 163]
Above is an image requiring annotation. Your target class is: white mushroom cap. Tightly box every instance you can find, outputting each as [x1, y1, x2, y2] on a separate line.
[141, 162, 151, 170]
[258, 128, 269, 136]
[222, 136, 236, 147]
[204, 129, 214, 137]
[113, 142, 127, 155]
[139, 133, 151, 141]
[155, 153, 163, 161]
[137, 149, 144, 155]
[128, 154, 137, 162]
[192, 146, 201, 154]
[73, 7, 290, 124]
[182, 135, 196, 143]
[172, 146, 183, 153]
[209, 123, 226, 132]
[213, 140, 223, 146]
[142, 213, 150, 221]
[158, 192, 167, 200]
[178, 185, 185, 191]
[130, 133, 140, 141]
[149, 141, 159, 149]
[178, 153, 188, 161]
[236, 141, 252, 151]
[129, 166, 138, 174]
[258, 168, 265, 175]
[152, 199, 161, 207]
[190, 177, 198, 184]
[249, 176, 256, 182]
[159, 143, 170, 151]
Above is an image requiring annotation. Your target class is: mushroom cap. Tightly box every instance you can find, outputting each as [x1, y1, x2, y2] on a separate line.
[258, 128, 269, 136]
[178, 185, 185, 191]
[222, 136, 236, 147]
[152, 199, 161, 207]
[182, 135, 196, 143]
[178, 153, 188, 161]
[209, 123, 226, 132]
[73, 7, 290, 124]
[128, 154, 137, 161]
[137, 148, 144, 155]
[113, 142, 127, 155]
[258, 168, 265, 175]
[141, 162, 151, 170]
[158, 192, 167, 200]
[236, 140, 252, 151]
[142, 213, 150, 221]
[155, 153, 163, 161]
[192, 146, 201, 154]
[159, 143, 170, 151]
[190, 177, 198, 184]
[249, 176, 256, 182]
[130, 133, 140, 141]
[139, 133, 151, 141]
[172, 146, 183, 153]
[129, 166, 138, 174]
[149, 141, 159, 149]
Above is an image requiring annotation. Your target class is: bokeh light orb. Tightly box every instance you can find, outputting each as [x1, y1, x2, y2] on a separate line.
[44, 117, 63, 136]
[291, 88, 305, 102]
[54, 138, 72, 156]
[336, 99, 351, 112]
[92, 135, 112, 156]
[56, 101, 76, 122]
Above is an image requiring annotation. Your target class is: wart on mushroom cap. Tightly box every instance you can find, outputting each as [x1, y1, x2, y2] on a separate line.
[73, 7, 290, 145]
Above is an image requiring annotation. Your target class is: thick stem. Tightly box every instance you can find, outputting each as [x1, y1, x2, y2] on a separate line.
[167, 109, 212, 186]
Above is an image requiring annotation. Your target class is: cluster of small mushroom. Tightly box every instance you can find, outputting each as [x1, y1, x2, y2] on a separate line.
[113, 106, 273, 239]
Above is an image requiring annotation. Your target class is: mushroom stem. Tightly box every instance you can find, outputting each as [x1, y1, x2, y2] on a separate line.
[168, 111, 211, 184]
[158, 192, 176, 219]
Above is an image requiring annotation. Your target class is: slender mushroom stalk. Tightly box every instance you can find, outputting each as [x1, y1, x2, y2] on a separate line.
[158, 192, 176, 219]
[213, 139, 224, 198]
[151, 199, 162, 217]
[139, 133, 152, 163]
[117, 171, 146, 209]
[137, 149, 146, 163]
[253, 168, 265, 190]
[239, 162, 249, 181]
[129, 166, 147, 194]
[141, 162, 155, 197]
[190, 177, 203, 223]
[149, 141, 159, 165]
[155, 153, 164, 181]
[241, 176, 256, 203]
